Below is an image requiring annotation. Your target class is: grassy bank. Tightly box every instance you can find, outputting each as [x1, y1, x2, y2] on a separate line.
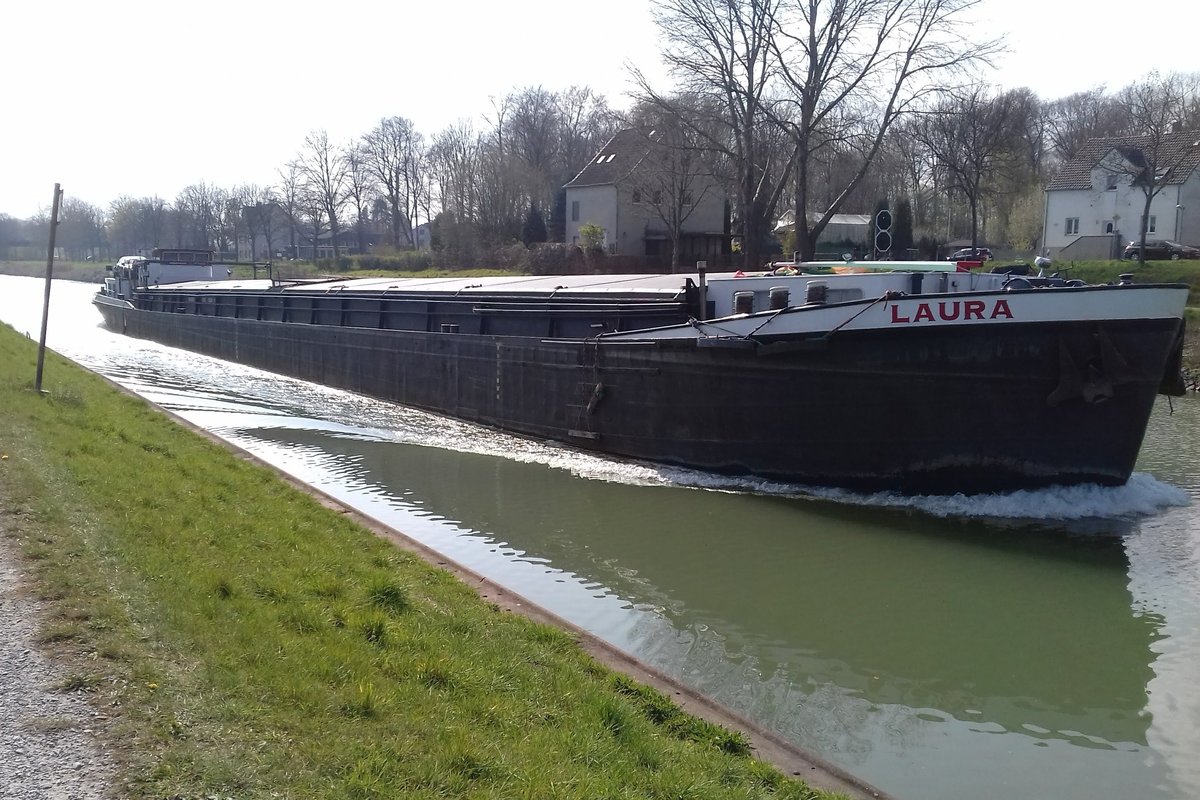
[1048, 259, 1200, 308]
[1044, 260, 1200, 375]
[0, 325, 838, 799]
[0, 259, 111, 283]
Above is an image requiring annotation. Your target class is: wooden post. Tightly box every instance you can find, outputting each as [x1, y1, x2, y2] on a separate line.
[35, 183, 63, 393]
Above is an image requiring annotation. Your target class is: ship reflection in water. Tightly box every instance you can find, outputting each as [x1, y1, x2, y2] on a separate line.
[250, 423, 1163, 739]
[3, 276, 1199, 800]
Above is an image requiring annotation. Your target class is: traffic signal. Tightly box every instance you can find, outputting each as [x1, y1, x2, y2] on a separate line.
[875, 209, 892, 258]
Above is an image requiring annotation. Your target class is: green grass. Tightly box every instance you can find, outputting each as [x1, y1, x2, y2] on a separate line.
[1042, 258, 1200, 307]
[0, 323, 841, 800]
[0, 259, 110, 283]
[992, 259, 1200, 371]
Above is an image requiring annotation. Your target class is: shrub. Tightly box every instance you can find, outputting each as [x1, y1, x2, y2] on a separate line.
[527, 243, 584, 275]
[578, 223, 605, 251]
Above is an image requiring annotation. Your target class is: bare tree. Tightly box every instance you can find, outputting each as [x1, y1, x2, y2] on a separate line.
[556, 87, 619, 184]
[773, 0, 1000, 261]
[624, 111, 720, 270]
[428, 122, 481, 220]
[0, 213, 17, 259]
[174, 183, 223, 250]
[912, 87, 1024, 252]
[640, 0, 783, 270]
[362, 117, 425, 249]
[298, 193, 331, 260]
[296, 130, 349, 258]
[107, 196, 166, 255]
[1108, 72, 1200, 266]
[214, 188, 239, 257]
[238, 184, 277, 261]
[641, 0, 995, 266]
[144, 196, 167, 251]
[56, 198, 106, 261]
[507, 86, 561, 209]
[276, 163, 304, 258]
[345, 143, 378, 254]
[1044, 87, 1128, 166]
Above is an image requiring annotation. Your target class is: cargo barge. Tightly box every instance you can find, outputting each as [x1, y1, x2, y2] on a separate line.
[94, 250, 1188, 495]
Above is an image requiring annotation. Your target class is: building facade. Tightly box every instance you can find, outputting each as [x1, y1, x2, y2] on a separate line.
[1043, 132, 1200, 258]
[563, 129, 728, 264]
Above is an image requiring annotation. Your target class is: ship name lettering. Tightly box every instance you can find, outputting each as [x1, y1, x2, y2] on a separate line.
[890, 298, 1014, 324]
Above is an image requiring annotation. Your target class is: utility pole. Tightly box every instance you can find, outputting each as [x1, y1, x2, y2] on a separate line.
[35, 183, 64, 393]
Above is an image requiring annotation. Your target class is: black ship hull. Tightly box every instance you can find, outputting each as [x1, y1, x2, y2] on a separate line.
[93, 294, 1182, 495]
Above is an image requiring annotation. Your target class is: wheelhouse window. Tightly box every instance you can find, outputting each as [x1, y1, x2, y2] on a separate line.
[1065, 217, 1080, 235]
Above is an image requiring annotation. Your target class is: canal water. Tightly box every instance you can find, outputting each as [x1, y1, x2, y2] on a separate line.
[2, 275, 1199, 800]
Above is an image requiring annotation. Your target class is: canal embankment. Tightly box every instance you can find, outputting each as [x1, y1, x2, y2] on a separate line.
[0, 321, 886, 799]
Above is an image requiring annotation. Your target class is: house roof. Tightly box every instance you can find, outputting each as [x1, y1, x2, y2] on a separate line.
[773, 211, 872, 231]
[1047, 130, 1200, 191]
[563, 129, 652, 188]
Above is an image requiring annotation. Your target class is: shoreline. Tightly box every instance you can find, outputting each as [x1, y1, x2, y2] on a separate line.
[88, 357, 892, 800]
[0, 324, 890, 800]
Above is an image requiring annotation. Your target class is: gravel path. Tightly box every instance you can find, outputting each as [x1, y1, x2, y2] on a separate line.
[0, 536, 117, 799]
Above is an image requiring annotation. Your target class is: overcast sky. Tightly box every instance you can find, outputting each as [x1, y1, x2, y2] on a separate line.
[4, 0, 1198, 220]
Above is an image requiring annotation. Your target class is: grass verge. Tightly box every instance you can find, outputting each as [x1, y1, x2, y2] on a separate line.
[0, 323, 841, 800]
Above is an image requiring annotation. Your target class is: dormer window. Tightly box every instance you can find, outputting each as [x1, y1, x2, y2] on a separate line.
[1105, 174, 1118, 190]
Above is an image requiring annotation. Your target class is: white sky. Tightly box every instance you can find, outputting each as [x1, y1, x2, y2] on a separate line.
[3, 0, 1198, 220]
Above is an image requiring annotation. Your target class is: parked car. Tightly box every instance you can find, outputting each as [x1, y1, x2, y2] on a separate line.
[1122, 240, 1200, 260]
[947, 247, 993, 261]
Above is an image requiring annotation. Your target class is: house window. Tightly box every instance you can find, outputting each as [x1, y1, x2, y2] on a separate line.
[1105, 174, 1118, 190]
[1148, 215, 1157, 233]
[682, 192, 693, 205]
[632, 190, 641, 204]
[571, 201, 580, 222]
[1105, 221, 1114, 234]
[1065, 217, 1079, 235]
[651, 190, 662, 204]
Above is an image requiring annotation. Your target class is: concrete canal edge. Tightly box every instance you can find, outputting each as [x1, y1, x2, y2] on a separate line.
[88, 368, 894, 800]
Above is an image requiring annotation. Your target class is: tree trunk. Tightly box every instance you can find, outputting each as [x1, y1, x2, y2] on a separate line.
[1139, 191, 1154, 267]
[794, 154, 814, 262]
[969, 192, 979, 252]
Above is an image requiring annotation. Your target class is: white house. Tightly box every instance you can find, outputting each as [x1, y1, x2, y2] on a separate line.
[563, 129, 728, 262]
[1043, 131, 1200, 258]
